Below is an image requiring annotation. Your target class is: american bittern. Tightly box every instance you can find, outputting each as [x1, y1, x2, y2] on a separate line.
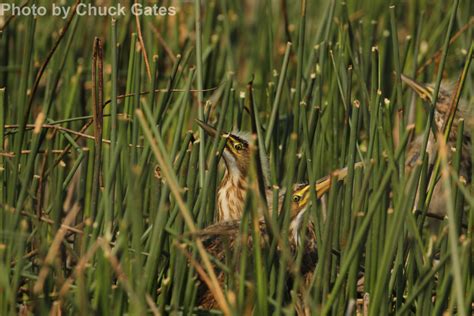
[196, 119, 342, 224]
[402, 75, 472, 219]
[196, 119, 258, 222]
[195, 119, 360, 309]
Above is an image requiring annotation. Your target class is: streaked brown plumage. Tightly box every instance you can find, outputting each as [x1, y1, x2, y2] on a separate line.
[403, 75, 472, 219]
[191, 167, 354, 309]
[197, 119, 340, 225]
[196, 120, 255, 222]
[195, 119, 361, 310]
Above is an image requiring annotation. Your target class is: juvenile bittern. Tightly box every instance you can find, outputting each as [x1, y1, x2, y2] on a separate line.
[192, 168, 352, 309]
[402, 75, 472, 218]
[196, 119, 264, 222]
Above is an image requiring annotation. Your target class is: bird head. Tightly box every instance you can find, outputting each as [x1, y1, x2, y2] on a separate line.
[289, 176, 332, 220]
[196, 119, 252, 177]
[286, 175, 334, 244]
[401, 74, 435, 103]
[401, 74, 455, 131]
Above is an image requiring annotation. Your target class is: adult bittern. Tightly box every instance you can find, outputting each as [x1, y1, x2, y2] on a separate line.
[402, 74, 470, 142]
[196, 119, 265, 222]
[402, 75, 472, 218]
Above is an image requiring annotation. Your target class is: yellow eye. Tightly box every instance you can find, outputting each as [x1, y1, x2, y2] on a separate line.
[292, 195, 301, 203]
[234, 143, 243, 151]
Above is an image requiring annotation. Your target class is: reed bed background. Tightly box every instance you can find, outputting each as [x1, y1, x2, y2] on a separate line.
[0, 0, 473, 314]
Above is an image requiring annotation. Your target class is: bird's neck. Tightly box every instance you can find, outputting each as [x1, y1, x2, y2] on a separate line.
[216, 168, 248, 222]
[289, 207, 308, 246]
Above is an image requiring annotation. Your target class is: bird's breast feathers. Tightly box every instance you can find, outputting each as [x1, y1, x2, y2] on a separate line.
[217, 177, 247, 221]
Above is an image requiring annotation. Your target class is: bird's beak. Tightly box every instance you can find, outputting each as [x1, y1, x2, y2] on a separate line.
[196, 119, 218, 138]
[303, 162, 363, 200]
[298, 177, 332, 200]
[315, 177, 332, 198]
[401, 74, 433, 103]
[292, 177, 332, 207]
